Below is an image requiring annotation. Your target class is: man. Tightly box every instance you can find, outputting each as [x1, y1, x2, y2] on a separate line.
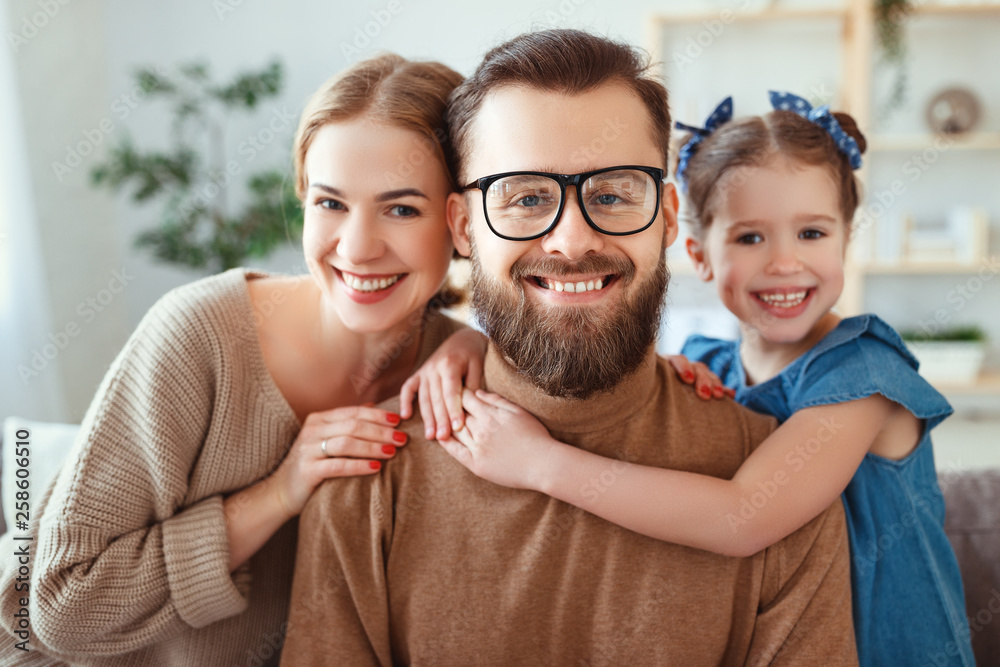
[282, 29, 857, 666]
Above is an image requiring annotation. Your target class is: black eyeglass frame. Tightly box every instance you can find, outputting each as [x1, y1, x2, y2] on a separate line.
[461, 165, 666, 241]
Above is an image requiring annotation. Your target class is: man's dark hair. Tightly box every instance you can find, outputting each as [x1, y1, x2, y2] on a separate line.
[446, 28, 671, 183]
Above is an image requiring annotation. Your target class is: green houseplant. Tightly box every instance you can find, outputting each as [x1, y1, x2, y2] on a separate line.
[900, 325, 987, 384]
[874, 0, 915, 120]
[91, 60, 303, 272]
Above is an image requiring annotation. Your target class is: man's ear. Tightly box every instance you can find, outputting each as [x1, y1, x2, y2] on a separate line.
[686, 236, 713, 282]
[661, 182, 680, 248]
[447, 192, 472, 258]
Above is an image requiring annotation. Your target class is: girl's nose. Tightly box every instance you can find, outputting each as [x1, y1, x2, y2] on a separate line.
[766, 240, 804, 275]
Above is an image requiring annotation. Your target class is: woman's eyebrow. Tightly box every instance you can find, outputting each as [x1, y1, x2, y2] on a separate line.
[309, 182, 343, 196]
[376, 188, 428, 202]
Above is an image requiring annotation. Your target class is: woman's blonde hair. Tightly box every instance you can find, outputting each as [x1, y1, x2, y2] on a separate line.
[293, 53, 463, 199]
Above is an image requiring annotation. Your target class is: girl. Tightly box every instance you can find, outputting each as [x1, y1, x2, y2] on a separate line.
[411, 92, 974, 666]
[0, 54, 466, 665]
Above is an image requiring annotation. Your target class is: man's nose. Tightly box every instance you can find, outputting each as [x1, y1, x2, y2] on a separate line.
[539, 188, 605, 261]
[335, 211, 385, 266]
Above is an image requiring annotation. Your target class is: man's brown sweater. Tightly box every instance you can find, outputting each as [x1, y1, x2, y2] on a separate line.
[283, 346, 857, 666]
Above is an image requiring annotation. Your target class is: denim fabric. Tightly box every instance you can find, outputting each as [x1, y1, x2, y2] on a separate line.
[682, 314, 975, 667]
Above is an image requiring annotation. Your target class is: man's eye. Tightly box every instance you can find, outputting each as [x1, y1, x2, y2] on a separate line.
[515, 194, 542, 208]
[800, 229, 825, 240]
[736, 233, 762, 245]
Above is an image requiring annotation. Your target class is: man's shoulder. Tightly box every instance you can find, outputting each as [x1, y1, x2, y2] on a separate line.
[653, 358, 777, 474]
[656, 357, 776, 438]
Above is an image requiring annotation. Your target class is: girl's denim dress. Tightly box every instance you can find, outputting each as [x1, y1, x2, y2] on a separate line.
[683, 314, 974, 667]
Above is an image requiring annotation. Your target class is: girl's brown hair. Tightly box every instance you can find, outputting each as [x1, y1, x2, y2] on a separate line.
[677, 110, 867, 238]
[293, 53, 464, 199]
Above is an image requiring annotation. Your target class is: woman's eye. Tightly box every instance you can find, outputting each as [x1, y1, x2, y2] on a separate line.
[318, 199, 345, 211]
[800, 229, 825, 240]
[736, 233, 762, 245]
[390, 205, 419, 218]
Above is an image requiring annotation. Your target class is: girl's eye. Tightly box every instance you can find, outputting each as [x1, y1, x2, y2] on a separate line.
[390, 204, 419, 218]
[800, 229, 825, 240]
[736, 233, 763, 245]
[318, 199, 345, 211]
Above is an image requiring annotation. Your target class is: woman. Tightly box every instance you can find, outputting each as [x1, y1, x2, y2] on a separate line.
[0, 54, 466, 665]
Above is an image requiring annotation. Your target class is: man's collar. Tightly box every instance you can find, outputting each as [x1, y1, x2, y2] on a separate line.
[481, 343, 659, 435]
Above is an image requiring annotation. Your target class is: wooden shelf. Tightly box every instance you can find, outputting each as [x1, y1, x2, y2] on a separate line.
[858, 257, 1000, 274]
[869, 132, 1000, 152]
[650, 7, 846, 26]
[932, 371, 1000, 395]
[912, 2, 1000, 17]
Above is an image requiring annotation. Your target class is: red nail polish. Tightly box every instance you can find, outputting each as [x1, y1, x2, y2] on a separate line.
[392, 431, 408, 443]
[683, 371, 695, 382]
[382, 445, 396, 455]
[369, 460, 382, 470]
[386, 413, 401, 426]
[699, 387, 710, 398]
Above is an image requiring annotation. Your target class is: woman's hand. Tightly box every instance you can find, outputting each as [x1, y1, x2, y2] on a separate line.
[268, 405, 406, 519]
[664, 354, 734, 400]
[399, 328, 488, 440]
[438, 389, 560, 492]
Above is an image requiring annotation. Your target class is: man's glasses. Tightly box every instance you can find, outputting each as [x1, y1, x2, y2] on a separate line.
[462, 165, 665, 241]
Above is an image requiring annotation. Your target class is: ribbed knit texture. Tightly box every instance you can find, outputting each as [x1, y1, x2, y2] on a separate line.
[0, 268, 464, 666]
[283, 346, 858, 666]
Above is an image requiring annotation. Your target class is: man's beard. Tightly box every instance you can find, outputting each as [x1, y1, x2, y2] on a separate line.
[469, 238, 669, 399]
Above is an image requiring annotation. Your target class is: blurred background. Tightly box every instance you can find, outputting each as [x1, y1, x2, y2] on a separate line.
[1, 0, 997, 459]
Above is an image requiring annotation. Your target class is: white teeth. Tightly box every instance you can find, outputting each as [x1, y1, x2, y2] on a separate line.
[758, 290, 808, 308]
[342, 272, 402, 292]
[541, 278, 607, 293]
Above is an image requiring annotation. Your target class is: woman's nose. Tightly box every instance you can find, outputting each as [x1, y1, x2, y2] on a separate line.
[335, 212, 385, 266]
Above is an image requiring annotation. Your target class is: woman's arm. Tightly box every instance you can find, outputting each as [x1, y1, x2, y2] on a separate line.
[442, 390, 896, 557]
[224, 405, 403, 571]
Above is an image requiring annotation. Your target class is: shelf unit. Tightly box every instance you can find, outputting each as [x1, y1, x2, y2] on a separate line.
[649, 1, 1000, 396]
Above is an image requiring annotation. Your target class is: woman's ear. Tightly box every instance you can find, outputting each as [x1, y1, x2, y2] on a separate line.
[686, 236, 713, 282]
[447, 192, 472, 258]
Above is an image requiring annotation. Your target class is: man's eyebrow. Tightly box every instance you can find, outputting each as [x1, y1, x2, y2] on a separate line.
[376, 188, 428, 202]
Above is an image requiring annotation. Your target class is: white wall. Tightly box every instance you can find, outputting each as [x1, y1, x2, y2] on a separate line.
[5, 0, 999, 420]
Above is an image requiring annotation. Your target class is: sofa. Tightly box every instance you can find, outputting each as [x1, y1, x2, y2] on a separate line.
[2, 417, 998, 664]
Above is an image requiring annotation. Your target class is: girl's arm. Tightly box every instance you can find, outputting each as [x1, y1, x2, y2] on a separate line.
[441, 389, 897, 557]
[400, 328, 730, 440]
[224, 405, 404, 571]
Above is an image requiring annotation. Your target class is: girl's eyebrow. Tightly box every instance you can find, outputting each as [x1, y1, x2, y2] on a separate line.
[793, 214, 838, 224]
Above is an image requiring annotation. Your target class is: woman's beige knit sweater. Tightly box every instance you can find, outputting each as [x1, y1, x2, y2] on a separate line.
[0, 268, 462, 666]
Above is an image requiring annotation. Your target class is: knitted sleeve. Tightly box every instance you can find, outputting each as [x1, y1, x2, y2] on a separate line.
[6, 286, 249, 657]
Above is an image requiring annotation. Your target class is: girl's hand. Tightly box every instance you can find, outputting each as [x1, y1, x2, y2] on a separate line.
[267, 405, 405, 519]
[664, 354, 734, 400]
[400, 329, 488, 440]
[438, 389, 558, 492]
